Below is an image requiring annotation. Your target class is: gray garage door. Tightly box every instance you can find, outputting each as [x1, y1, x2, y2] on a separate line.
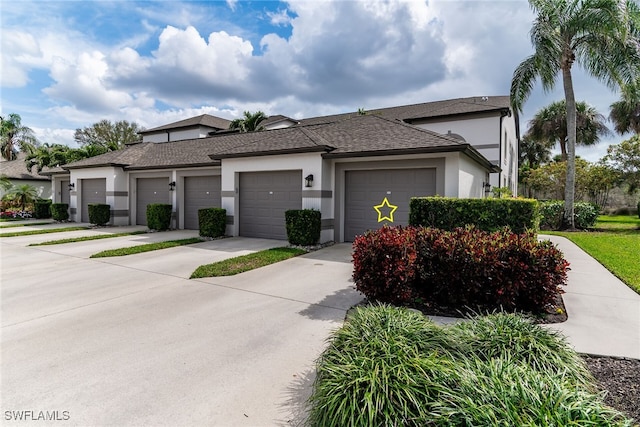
[184, 175, 221, 230]
[136, 178, 170, 226]
[81, 178, 106, 223]
[239, 170, 302, 240]
[344, 168, 437, 241]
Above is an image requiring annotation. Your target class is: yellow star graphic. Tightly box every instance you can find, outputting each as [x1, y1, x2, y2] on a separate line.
[373, 197, 398, 223]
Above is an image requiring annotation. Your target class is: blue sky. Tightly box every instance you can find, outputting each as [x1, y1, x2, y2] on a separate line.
[0, 0, 630, 161]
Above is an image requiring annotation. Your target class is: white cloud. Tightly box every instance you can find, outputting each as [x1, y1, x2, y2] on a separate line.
[267, 9, 292, 26]
[1, 31, 43, 87]
[226, 0, 238, 12]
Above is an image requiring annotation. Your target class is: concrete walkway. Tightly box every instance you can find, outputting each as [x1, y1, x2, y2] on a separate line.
[540, 235, 640, 360]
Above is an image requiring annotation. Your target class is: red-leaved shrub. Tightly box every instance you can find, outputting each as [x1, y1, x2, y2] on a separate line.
[352, 226, 569, 313]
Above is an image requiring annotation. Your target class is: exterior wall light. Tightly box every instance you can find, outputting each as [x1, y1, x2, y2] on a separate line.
[68, 183, 75, 191]
[304, 174, 314, 188]
[483, 182, 492, 194]
[169, 181, 176, 191]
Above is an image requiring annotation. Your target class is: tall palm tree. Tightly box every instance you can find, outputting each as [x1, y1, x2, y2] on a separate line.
[229, 111, 267, 132]
[0, 113, 37, 161]
[527, 100, 611, 161]
[510, 0, 640, 228]
[609, 83, 640, 135]
[519, 134, 553, 169]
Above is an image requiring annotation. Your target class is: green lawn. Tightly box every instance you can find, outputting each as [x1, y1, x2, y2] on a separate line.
[0, 221, 53, 228]
[546, 215, 640, 294]
[0, 226, 89, 237]
[90, 238, 203, 258]
[190, 247, 306, 278]
[30, 230, 148, 246]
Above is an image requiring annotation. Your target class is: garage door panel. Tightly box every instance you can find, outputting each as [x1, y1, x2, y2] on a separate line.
[239, 171, 302, 240]
[184, 176, 221, 230]
[81, 179, 106, 223]
[137, 178, 170, 226]
[344, 168, 436, 241]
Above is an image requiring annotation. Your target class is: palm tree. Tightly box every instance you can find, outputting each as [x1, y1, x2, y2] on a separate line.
[229, 111, 267, 132]
[0, 113, 37, 161]
[2, 184, 38, 211]
[25, 143, 72, 173]
[519, 134, 552, 169]
[609, 83, 640, 135]
[510, 0, 640, 229]
[526, 100, 611, 162]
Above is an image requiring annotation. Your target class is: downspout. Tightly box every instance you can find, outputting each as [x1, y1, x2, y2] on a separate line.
[498, 109, 509, 189]
[166, 130, 170, 143]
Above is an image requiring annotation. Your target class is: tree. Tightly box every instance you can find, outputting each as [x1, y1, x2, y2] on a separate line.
[229, 111, 267, 132]
[25, 143, 73, 173]
[0, 175, 12, 191]
[604, 134, 640, 194]
[0, 113, 37, 161]
[510, 0, 640, 228]
[74, 120, 143, 151]
[519, 134, 553, 169]
[2, 184, 38, 211]
[609, 83, 640, 135]
[526, 100, 611, 161]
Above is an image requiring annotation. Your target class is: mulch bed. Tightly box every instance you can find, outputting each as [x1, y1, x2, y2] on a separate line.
[583, 355, 640, 423]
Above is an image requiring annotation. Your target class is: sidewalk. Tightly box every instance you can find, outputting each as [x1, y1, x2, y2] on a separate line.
[540, 235, 640, 359]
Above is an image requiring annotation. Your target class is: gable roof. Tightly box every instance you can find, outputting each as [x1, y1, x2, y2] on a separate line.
[0, 155, 51, 181]
[140, 114, 231, 134]
[298, 96, 511, 126]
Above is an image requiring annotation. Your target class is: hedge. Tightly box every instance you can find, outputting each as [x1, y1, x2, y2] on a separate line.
[146, 204, 172, 231]
[198, 207, 226, 238]
[352, 225, 568, 313]
[33, 199, 52, 219]
[539, 201, 599, 230]
[88, 204, 110, 226]
[51, 203, 69, 221]
[285, 209, 321, 245]
[409, 197, 540, 233]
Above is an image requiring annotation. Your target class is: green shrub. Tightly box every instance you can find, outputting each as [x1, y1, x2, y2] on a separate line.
[352, 226, 568, 313]
[33, 199, 52, 219]
[88, 203, 110, 226]
[198, 207, 226, 237]
[540, 201, 599, 229]
[308, 307, 632, 427]
[638, 200, 640, 219]
[285, 209, 321, 245]
[409, 197, 540, 233]
[50, 203, 69, 221]
[146, 204, 172, 231]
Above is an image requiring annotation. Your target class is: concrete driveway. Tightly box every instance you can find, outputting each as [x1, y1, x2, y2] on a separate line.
[1, 231, 362, 426]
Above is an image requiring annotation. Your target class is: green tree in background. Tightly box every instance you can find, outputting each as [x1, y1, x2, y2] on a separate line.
[74, 120, 143, 151]
[610, 83, 640, 135]
[510, 0, 640, 228]
[229, 111, 267, 132]
[1, 114, 37, 161]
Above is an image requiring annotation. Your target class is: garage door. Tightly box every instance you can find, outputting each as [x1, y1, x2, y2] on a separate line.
[344, 168, 436, 241]
[81, 178, 106, 223]
[136, 178, 170, 226]
[184, 176, 221, 230]
[239, 171, 302, 240]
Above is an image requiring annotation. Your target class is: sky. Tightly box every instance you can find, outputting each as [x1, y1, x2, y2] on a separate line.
[0, 0, 632, 162]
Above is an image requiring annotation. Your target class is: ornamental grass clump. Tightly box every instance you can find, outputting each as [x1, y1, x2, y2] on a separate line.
[308, 306, 633, 427]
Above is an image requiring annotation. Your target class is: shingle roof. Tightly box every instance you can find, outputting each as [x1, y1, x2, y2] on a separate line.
[262, 115, 298, 127]
[140, 114, 231, 134]
[0, 155, 51, 181]
[298, 96, 510, 126]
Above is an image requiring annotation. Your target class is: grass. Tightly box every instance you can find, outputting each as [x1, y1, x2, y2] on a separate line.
[190, 247, 306, 278]
[90, 238, 203, 258]
[0, 226, 89, 237]
[545, 215, 640, 294]
[30, 230, 148, 246]
[308, 305, 632, 426]
[0, 221, 53, 228]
